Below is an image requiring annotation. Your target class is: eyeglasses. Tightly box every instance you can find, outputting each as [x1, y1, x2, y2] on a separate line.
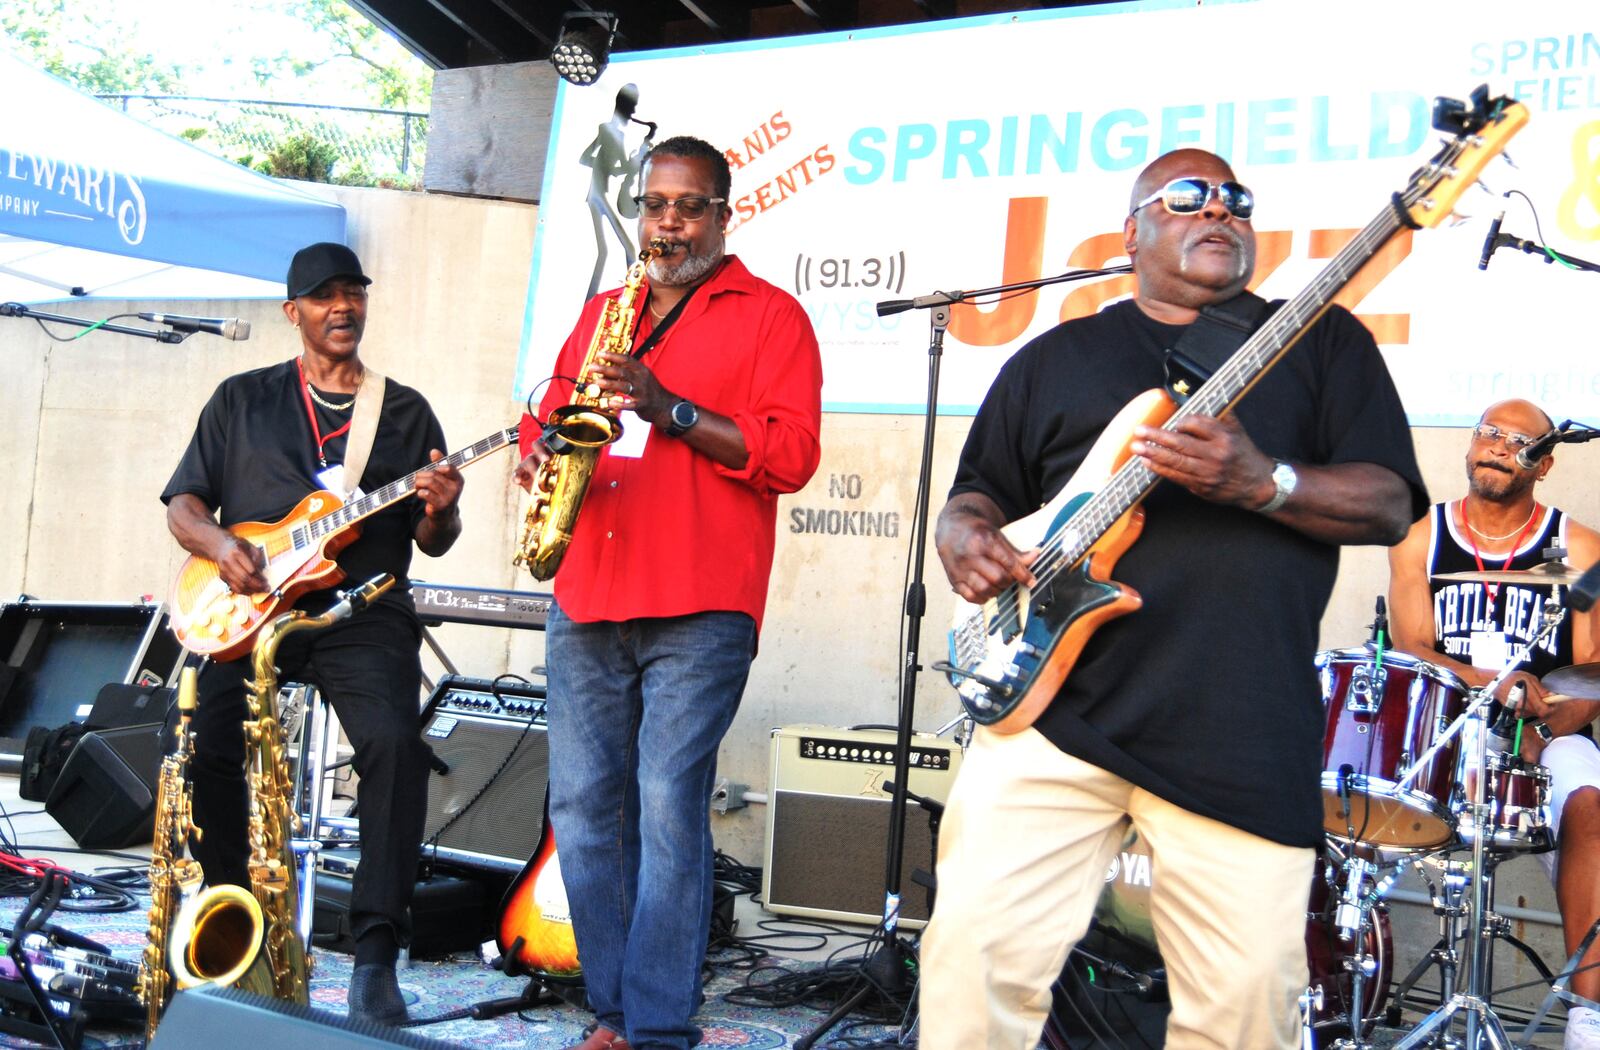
[1130, 178, 1255, 221]
[1471, 423, 1541, 450]
[632, 195, 725, 221]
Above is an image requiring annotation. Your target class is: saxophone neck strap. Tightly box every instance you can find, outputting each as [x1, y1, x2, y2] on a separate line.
[631, 280, 701, 361]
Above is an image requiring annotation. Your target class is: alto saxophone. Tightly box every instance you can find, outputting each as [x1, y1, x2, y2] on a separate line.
[141, 575, 395, 1037]
[514, 239, 667, 580]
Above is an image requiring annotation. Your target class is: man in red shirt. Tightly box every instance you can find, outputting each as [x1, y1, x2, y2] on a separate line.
[514, 135, 822, 1050]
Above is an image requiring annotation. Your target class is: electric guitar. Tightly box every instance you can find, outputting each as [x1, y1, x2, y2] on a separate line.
[944, 87, 1528, 733]
[168, 425, 519, 661]
[496, 797, 580, 978]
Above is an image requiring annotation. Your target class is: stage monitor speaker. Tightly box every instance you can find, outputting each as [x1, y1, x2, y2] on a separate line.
[152, 985, 466, 1048]
[762, 724, 962, 929]
[44, 722, 164, 849]
[0, 599, 184, 767]
[419, 675, 550, 874]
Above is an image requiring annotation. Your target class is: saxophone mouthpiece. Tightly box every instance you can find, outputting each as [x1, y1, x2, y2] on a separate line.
[331, 574, 396, 621]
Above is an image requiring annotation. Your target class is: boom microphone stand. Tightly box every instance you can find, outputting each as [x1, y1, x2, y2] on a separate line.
[795, 264, 1132, 1049]
[0, 301, 184, 341]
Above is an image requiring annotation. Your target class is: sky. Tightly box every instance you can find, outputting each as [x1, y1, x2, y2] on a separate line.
[44, 0, 432, 110]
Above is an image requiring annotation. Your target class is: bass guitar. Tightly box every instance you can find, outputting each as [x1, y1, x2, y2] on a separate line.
[496, 796, 580, 978]
[169, 425, 519, 660]
[943, 86, 1527, 734]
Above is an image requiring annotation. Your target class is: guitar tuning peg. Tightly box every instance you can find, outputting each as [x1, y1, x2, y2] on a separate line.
[1444, 211, 1472, 228]
[1502, 149, 1519, 170]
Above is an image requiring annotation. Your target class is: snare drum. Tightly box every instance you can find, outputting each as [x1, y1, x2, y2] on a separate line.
[1319, 647, 1470, 852]
[1455, 716, 1553, 853]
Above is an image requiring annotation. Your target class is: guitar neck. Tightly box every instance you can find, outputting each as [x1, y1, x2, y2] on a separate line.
[1066, 197, 1417, 562]
[300, 425, 519, 544]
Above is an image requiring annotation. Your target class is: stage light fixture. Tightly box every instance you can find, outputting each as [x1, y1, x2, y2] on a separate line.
[550, 11, 618, 86]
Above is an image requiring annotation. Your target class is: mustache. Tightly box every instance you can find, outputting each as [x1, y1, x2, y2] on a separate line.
[1188, 224, 1244, 251]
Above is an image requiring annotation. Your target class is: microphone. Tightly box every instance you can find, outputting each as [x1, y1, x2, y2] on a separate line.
[1488, 682, 1523, 752]
[1515, 420, 1573, 469]
[136, 312, 250, 340]
[1478, 209, 1506, 270]
[1369, 596, 1387, 644]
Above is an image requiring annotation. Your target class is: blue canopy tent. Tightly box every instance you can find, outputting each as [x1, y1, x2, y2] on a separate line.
[0, 50, 347, 304]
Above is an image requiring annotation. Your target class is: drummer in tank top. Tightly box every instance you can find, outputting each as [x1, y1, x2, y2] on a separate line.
[1388, 398, 1600, 1049]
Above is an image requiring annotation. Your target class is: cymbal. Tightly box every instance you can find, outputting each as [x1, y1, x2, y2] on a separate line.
[1431, 562, 1588, 586]
[1543, 663, 1600, 701]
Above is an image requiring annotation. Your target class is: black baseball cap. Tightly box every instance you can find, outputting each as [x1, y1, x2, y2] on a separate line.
[286, 242, 372, 299]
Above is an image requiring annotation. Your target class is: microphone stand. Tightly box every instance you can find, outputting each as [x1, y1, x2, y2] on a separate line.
[0, 301, 185, 342]
[795, 263, 1133, 1050]
[1484, 230, 1600, 274]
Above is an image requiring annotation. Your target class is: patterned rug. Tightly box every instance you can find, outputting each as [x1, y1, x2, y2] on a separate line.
[0, 898, 905, 1049]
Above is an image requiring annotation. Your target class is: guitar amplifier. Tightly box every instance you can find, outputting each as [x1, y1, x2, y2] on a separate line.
[762, 725, 963, 929]
[419, 675, 550, 874]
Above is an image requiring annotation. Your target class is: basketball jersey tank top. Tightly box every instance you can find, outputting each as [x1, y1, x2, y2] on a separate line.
[1426, 501, 1574, 679]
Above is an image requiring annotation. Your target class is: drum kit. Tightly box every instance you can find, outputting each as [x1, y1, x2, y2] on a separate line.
[1312, 564, 1595, 1049]
[1056, 562, 1600, 1049]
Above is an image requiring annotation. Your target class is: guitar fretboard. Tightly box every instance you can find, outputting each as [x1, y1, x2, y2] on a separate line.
[287, 425, 520, 551]
[1040, 175, 1443, 582]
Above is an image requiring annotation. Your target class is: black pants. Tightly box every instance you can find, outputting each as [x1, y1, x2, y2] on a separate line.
[190, 600, 429, 945]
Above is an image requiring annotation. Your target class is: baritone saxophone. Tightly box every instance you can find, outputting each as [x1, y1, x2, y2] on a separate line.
[140, 575, 395, 1038]
[514, 239, 666, 580]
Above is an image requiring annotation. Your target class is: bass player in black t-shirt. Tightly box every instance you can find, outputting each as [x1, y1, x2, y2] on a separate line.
[1388, 398, 1600, 1049]
[160, 242, 463, 1027]
[921, 149, 1428, 1050]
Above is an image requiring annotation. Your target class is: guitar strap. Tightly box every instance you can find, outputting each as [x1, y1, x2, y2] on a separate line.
[1163, 291, 1280, 405]
[341, 367, 386, 495]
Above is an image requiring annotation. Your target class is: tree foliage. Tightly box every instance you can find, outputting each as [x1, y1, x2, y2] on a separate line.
[1, 0, 185, 95]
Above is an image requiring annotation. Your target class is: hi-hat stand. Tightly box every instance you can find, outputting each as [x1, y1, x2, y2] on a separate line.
[795, 264, 1132, 1049]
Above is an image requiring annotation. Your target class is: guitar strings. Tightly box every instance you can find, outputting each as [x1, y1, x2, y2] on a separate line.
[973, 161, 1444, 645]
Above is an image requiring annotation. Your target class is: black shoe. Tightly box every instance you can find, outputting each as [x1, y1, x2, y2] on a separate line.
[348, 963, 408, 1026]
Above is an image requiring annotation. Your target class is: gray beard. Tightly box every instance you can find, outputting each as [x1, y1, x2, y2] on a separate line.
[649, 243, 724, 287]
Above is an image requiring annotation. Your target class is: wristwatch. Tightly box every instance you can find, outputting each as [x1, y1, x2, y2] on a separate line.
[1257, 461, 1298, 514]
[1533, 720, 1555, 744]
[665, 399, 700, 438]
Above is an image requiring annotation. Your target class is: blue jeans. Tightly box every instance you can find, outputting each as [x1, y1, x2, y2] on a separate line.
[545, 606, 755, 1050]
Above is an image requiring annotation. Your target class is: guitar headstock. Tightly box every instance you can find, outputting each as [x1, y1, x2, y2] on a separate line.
[1403, 86, 1529, 229]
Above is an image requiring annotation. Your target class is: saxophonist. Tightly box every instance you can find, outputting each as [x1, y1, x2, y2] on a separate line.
[162, 243, 464, 1026]
[513, 135, 822, 1050]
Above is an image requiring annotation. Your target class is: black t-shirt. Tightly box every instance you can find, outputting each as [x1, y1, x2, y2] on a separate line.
[950, 299, 1429, 847]
[161, 359, 447, 613]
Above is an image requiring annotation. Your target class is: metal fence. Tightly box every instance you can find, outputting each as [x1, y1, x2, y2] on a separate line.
[97, 94, 428, 184]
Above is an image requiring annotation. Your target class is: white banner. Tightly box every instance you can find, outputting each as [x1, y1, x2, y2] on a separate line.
[516, 0, 1600, 426]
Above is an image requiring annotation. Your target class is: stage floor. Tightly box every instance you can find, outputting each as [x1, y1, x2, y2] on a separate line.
[0, 772, 1573, 1049]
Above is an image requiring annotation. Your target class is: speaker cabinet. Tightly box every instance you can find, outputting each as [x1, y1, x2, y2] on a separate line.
[152, 985, 464, 1048]
[44, 722, 165, 848]
[763, 725, 962, 929]
[419, 676, 549, 873]
[0, 599, 183, 766]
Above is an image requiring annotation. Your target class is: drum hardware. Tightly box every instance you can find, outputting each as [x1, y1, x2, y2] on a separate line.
[1391, 600, 1566, 1049]
[1519, 915, 1600, 1044]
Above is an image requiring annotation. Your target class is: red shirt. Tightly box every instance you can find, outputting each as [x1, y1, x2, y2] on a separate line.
[520, 255, 822, 631]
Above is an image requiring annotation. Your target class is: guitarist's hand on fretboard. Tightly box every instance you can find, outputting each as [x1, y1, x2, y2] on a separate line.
[1130, 414, 1276, 510]
[936, 492, 1040, 605]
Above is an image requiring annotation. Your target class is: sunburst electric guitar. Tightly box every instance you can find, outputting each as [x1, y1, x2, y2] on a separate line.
[169, 425, 520, 660]
[943, 86, 1527, 734]
[497, 796, 580, 978]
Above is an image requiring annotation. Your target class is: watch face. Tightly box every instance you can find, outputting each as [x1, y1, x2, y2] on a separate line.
[672, 401, 697, 428]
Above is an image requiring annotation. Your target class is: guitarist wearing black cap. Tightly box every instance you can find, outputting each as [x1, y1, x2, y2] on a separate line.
[161, 241, 464, 1026]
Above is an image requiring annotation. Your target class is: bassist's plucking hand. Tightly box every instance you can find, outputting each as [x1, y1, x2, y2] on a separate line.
[936, 492, 1039, 604]
[1130, 414, 1275, 509]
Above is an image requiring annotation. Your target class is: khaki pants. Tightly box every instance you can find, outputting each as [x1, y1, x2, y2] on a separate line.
[919, 727, 1316, 1050]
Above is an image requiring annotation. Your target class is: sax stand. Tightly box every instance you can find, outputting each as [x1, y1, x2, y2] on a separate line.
[1394, 601, 1567, 1049]
[796, 264, 1134, 1050]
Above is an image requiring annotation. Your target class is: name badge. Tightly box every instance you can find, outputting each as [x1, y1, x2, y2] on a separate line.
[316, 464, 366, 501]
[608, 410, 650, 460]
[1469, 630, 1510, 671]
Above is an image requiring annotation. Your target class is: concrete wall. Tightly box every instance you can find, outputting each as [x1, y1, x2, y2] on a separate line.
[5, 183, 1600, 989]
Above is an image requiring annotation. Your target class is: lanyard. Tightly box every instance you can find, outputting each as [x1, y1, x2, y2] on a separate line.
[1461, 500, 1540, 607]
[296, 357, 353, 469]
